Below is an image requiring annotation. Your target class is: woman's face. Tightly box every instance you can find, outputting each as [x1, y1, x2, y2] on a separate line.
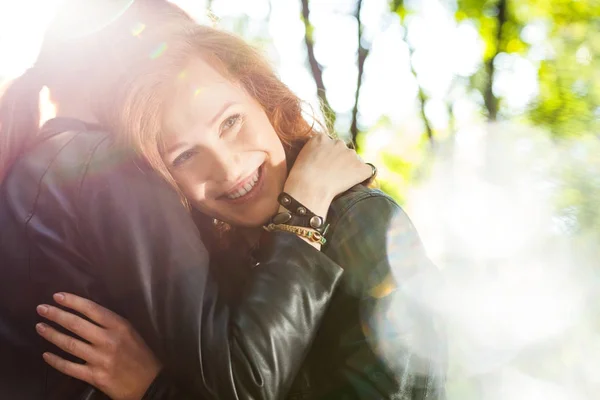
[161, 57, 288, 227]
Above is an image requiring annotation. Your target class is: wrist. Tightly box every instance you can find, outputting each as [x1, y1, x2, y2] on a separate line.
[139, 368, 169, 400]
[282, 179, 333, 219]
[137, 363, 163, 400]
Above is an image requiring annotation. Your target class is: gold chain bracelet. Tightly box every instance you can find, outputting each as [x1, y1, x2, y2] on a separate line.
[264, 223, 327, 245]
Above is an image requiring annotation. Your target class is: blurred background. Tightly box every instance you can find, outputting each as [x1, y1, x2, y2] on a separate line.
[1, 0, 599, 399]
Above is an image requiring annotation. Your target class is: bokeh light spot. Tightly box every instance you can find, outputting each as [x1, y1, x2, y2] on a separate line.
[131, 22, 145, 37]
[149, 42, 167, 60]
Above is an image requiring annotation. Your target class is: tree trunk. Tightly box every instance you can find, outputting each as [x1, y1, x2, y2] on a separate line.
[350, 0, 369, 150]
[300, 0, 336, 131]
[484, 0, 507, 121]
[400, 21, 434, 145]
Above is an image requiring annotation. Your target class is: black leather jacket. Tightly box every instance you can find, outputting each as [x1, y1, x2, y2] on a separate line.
[287, 185, 446, 399]
[173, 186, 448, 400]
[0, 118, 344, 399]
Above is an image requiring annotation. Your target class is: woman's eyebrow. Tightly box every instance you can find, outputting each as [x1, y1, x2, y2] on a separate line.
[164, 141, 190, 156]
[209, 101, 237, 127]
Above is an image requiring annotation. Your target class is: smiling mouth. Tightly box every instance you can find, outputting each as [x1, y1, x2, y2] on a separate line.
[220, 164, 265, 203]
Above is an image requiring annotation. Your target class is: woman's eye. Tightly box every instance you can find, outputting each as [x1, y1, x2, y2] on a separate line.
[221, 113, 243, 134]
[172, 150, 196, 167]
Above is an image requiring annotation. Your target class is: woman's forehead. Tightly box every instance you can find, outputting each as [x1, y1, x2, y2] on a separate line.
[163, 59, 243, 134]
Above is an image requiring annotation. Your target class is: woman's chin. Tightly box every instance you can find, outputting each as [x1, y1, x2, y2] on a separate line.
[216, 196, 279, 229]
[234, 202, 279, 228]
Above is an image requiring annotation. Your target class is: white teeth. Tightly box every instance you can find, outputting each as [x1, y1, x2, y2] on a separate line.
[226, 169, 260, 200]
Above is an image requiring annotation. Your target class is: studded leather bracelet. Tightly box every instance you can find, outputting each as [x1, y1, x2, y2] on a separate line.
[274, 192, 329, 234]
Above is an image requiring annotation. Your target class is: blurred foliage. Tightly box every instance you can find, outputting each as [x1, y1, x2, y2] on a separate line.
[368, 0, 599, 206]
[454, 0, 600, 136]
[554, 137, 600, 238]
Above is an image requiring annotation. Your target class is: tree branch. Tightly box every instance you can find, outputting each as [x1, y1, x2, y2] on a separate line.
[350, 0, 370, 149]
[484, 0, 507, 121]
[400, 21, 434, 145]
[300, 0, 336, 131]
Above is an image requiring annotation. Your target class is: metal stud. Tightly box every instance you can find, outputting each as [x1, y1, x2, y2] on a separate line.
[309, 216, 323, 229]
[272, 212, 292, 224]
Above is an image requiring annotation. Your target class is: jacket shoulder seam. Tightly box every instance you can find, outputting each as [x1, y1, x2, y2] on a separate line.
[76, 135, 111, 202]
[23, 131, 85, 226]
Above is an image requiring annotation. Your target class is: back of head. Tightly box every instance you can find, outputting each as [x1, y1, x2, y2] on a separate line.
[0, 0, 197, 182]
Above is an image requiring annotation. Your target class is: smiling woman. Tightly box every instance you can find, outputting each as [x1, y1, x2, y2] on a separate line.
[161, 57, 289, 227]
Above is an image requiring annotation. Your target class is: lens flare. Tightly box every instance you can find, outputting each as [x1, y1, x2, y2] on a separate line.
[50, 0, 136, 39]
[131, 22, 145, 37]
[149, 42, 167, 60]
[382, 123, 600, 399]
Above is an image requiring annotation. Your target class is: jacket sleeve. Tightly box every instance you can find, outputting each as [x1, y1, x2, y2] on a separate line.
[75, 142, 343, 399]
[140, 371, 195, 400]
[324, 193, 446, 399]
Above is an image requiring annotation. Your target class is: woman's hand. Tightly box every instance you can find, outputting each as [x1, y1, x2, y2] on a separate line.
[285, 134, 373, 219]
[36, 293, 161, 400]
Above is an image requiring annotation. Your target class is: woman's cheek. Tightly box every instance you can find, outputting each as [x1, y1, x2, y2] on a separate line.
[178, 178, 208, 205]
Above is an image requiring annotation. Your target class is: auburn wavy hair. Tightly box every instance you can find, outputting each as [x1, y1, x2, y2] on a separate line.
[106, 25, 327, 205]
[100, 20, 331, 293]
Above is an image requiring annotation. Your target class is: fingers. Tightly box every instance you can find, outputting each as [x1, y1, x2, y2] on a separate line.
[37, 303, 105, 344]
[52, 292, 123, 329]
[42, 352, 93, 384]
[36, 322, 101, 364]
[358, 160, 374, 181]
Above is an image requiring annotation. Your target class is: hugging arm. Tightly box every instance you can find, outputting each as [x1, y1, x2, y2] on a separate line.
[75, 143, 343, 399]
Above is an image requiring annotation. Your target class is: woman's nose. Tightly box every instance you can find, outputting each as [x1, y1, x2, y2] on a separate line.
[207, 147, 242, 183]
